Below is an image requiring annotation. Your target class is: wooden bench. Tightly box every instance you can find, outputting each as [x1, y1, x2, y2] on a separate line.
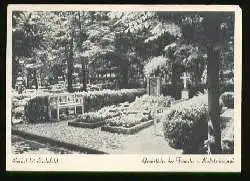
[48, 93, 84, 120]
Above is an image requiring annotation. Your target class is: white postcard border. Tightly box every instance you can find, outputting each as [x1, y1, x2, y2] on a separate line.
[6, 4, 242, 172]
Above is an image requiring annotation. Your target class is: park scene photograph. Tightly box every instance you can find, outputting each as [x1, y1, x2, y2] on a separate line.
[10, 10, 235, 155]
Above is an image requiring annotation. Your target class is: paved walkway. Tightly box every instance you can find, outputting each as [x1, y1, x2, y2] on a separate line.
[112, 121, 182, 154]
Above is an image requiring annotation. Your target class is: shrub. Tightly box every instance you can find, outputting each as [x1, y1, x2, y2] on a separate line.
[162, 94, 208, 153]
[221, 124, 234, 154]
[220, 82, 234, 94]
[24, 95, 50, 123]
[189, 84, 207, 98]
[220, 92, 234, 109]
[161, 83, 182, 99]
[12, 106, 24, 119]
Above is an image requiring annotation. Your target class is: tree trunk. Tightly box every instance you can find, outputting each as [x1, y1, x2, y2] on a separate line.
[67, 38, 74, 93]
[12, 57, 18, 89]
[81, 58, 87, 92]
[121, 67, 129, 88]
[207, 44, 222, 154]
[119, 58, 129, 89]
[34, 70, 38, 90]
[171, 64, 181, 99]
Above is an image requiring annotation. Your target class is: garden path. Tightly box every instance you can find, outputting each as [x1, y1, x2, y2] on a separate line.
[113, 121, 183, 154]
[12, 120, 182, 154]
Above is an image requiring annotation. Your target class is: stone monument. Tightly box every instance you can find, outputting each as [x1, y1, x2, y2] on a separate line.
[180, 72, 190, 99]
[146, 77, 161, 96]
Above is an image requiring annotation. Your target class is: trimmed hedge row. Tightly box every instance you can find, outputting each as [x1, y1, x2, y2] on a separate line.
[82, 89, 146, 112]
[24, 89, 145, 123]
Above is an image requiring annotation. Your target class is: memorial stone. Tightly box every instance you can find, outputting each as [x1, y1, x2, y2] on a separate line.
[147, 77, 161, 96]
[180, 72, 190, 99]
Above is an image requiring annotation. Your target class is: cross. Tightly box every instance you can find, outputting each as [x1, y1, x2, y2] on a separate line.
[180, 72, 189, 90]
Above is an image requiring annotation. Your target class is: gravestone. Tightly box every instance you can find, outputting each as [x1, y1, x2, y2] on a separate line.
[146, 77, 161, 96]
[180, 72, 190, 99]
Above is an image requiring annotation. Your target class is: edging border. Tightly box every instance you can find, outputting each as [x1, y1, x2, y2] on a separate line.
[12, 129, 108, 154]
[101, 120, 154, 134]
[68, 120, 106, 128]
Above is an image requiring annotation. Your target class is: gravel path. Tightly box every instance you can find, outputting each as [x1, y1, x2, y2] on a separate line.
[12, 120, 182, 154]
[12, 135, 82, 154]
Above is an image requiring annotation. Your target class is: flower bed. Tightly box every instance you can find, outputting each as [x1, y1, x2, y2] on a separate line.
[101, 113, 153, 134]
[68, 106, 123, 129]
[101, 119, 154, 134]
[69, 94, 171, 132]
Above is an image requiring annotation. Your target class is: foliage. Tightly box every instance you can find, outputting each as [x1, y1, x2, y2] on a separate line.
[82, 88, 145, 112]
[75, 112, 104, 123]
[24, 95, 50, 123]
[220, 92, 234, 109]
[105, 113, 149, 128]
[143, 56, 171, 77]
[128, 94, 173, 114]
[162, 94, 208, 153]
[220, 82, 234, 94]
[188, 83, 207, 98]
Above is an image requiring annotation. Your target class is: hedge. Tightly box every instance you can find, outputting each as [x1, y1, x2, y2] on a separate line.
[161, 83, 207, 100]
[24, 89, 145, 123]
[24, 95, 50, 123]
[82, 89, 145, 112]
[162, 94, 209, 153]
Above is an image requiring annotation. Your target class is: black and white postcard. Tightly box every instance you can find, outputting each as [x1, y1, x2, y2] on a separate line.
[6, 5, 242, 172]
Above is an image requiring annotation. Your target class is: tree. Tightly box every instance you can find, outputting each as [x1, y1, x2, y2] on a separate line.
[126, 11, 234, 153]
[180, 12, 234, 153]
[12, 11, 47, 88]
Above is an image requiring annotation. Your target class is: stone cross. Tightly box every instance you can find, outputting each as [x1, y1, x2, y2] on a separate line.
[180, 72, 189, 90]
